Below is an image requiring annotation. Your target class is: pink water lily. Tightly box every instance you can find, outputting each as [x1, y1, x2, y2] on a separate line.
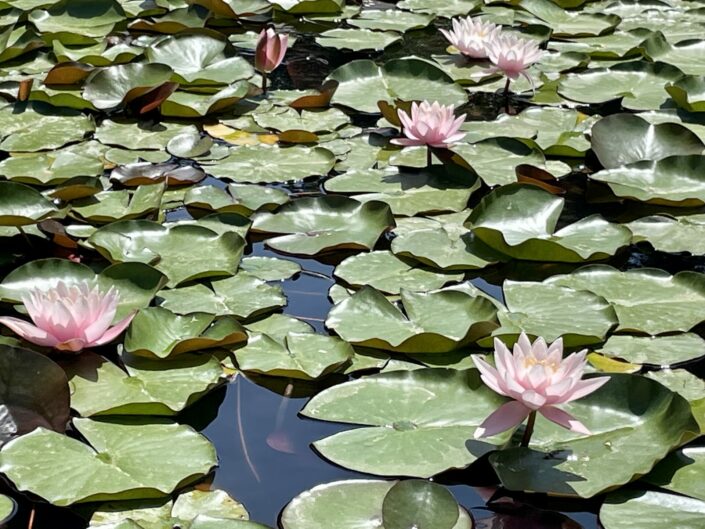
[486, 34, 544, 88]
[255, 28, 288, 74]
[473, 333, 609, 440]
[392, 101, 466, 149]
[440, 16, 501, 59]
[0, 281, 135, 353]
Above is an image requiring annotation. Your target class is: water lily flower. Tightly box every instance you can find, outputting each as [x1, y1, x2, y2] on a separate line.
[392, 100, 465, 149]
[255, 28, 288, 93]
[440, 17, 501, 59]
[473, 333, 609, 441]
[486, 34, 544, 92]
[0, 282, 135, 353]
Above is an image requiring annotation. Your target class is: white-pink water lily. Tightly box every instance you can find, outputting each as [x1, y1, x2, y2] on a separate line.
[392, 101, 466, 148]
[255, 28, 288, 74]
[440, 16, 501, 59]
[0, 282, 135, 353]
[472, 333, 610, 439]
[486, 34, 544, 86]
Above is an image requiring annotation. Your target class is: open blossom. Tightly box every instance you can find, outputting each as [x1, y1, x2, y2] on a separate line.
[0, 282, 135, 353]
[473, 333, 609, 439]
[392, 101, 466, 148]
[486, 34, 543, 84]
[255, 28, 288, 74]
[440, 17, 501, 59]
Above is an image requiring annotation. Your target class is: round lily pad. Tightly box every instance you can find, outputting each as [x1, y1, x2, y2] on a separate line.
[597, 334, 705, 368]
[600, 490, 705, 529]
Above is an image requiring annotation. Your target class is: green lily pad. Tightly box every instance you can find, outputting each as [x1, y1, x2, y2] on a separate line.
[204, 145, 336, 183]
[334, 251, 463, 294]
[644, 447, 705, 501]
[327, 58, 467, 114]
[326, 285, 498, 353]
[184, 184, 288, 218]
[157, 272, 285, 319]
[628, 214, 705, 254]
[0, 25, 44, 63]
[557, 61, 683, 111]
[546, 265, 705, 334]
[518, 0, 620, 36]
[0, 259, 166, 320]
[590, 155, 705, 206]
[166, 131, 214, 158]
[302, 368, 510, 477]
[70, 185, 165, 224]
[160, 83, 251, 118]
[490, 374, 699, 498]
[270, 0, 343, 13]
[600, 490, 705, 529]
[125, 307, 247, 358]
[382, 479, 460, 529]
[95, 120, 199, 150]
[0, 418, 216, 506]
[0, 494, 16, 525]
[88, 220, 245, 287]
[238, 256, 300, 281]
[235, 332, 353, 380]
[0, 344, 70, 447]
[640, 32, 705, 76]
[83, 63, 174, 110]
[646, 369, 705, 433]
[323, 167, 477, 216]
[316, 29, 401, 52]
[52, 39, 142, 66]
[253, 107, 350, 134]
[597, 334, 705, 367]
[590, 113, 705, 169]
[252, 196, 394, 256]
[28, 0, 126, 44]
[467, 184, 631, 262]
[666, 75, 705, 113]
[397, 0, 480, 17]
[0, 181, 61, 226]
[63, 350, 224, 416]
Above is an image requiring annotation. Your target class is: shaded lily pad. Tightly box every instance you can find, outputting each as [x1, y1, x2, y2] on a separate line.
[600, 490, 705, 529]
[302, 369, 510, 477]
[0, 418, 217, 505]
[490, 374, 699, 498]
[111, 163, 205, 187]
[125, 307, 247, 358]
[252, 196, 395, 256]
[28, 0, 126, 44]
[160, 83, 251, 118]
[63, 350, 224, 416]
[326, 285, 498, 353]
[644, 447, 705, 501]
[0, 344, 70, 447]
[88, 220, 245, 287]
[646, 369, 705, 433]
[83, 63, 175, 110]
[0, 181, 61, 226]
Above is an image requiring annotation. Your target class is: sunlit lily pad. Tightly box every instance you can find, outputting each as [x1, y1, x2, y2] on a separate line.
[597, 334, 705, 368]
[0, 418, 216, 505]
[238, 255, 300, 281]
[28, 0, 126, 44]
[252, 196, 394, 255]
[640, 32, 705, 76]
[125, 307, 247, 358]
[644, 447, 705, 501]
[83, 63, 174, 110]
[518, 0, 620, 36]
[110, 162, 206, 187]
[88, 220, 245, 287]
[70, 185, 165, 224]
[316, 29, 401, 51]
[629, 214, 705, 255]
[397, 0, 480, 17]
[303, 368, 510, 477]
[253, 107, 350, 134]
[490, 374, 698, 498]
[600, 490, 705, 529]
[160, 82, 251, 118]
[326, 285, 498, 353]
[0, 181, 61, 226]
[184, 184, 288, 218]
[63, 350, 224, 415]
[95, 120, 199, 151]
[646, 369, 705, 433]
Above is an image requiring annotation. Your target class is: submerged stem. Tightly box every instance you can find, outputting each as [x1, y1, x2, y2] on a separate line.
[521, 410, 537, 447]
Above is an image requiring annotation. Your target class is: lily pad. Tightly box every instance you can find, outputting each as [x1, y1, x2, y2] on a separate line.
[111, 162, 206, 187]
[598, 334, 705, 368]
[125, 307, 247, 358]
[490, 374, 699, 498]
[95, 121, 199, 151]
[600, 490, 705, 529]
[238, 255, 300, 281]
[302, 368, 510, 477]
[628, 214, 705, 254]
[83, 63, 175, 110]
[28, 0, 126, 44]
[252, 196, 395, 256]
[326, 285, 498, 353]
[644, 447, 705, 501]
[184, 184, 288, 217]
[70, 185, 165, 224]
[316, 29, 402, 52]
[0, 418, 217, 505]
[87, 220, 245, 287]
[0, 181, 61, 226]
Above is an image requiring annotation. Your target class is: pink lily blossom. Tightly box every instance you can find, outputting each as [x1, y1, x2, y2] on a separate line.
[486, 34, 544, 87]
[472, 333, 610, 439]
[0, 282, 135, 353]
[440, 17, 502, 59]
[392, 101, 466, 148]
[255, 28, 288, 74]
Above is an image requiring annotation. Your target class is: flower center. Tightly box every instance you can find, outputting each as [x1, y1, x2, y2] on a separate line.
[524, 355, 559, 373]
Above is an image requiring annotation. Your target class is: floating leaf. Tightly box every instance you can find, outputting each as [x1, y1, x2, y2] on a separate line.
[600, 490, 705, 529]
[316, 29, 402, 52]
[0, 181, 61, 226]
[597, 334, 705, 368]
[83, 63, 174, 110]
[628, 214, 705, 255]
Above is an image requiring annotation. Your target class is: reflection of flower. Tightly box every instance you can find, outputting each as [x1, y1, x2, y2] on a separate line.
[473, 333, 609, 438]
[0, 282, 135, 353]
[392, 101, 466, 148]
[440, 17, 501, 59]
[255, 28, 288, 74]
[486, 34, 543, 87]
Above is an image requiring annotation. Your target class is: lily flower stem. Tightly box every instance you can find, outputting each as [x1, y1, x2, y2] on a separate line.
[503, 78, 511, 114]
[521, 410, 537, 447]
[427, 146, 433, 168]
[261, 74, 268, 95]
[16, 226, 33, 249]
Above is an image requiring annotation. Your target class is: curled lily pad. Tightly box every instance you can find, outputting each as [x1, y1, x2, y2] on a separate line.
[0, 181, 61, 226]
[62, 351, 224, 416]
[0, 418, 217, 506]
[490, 374, 699, 498]
[87, 220, 245, 287]
[70, 185, 165, 224]
[302, 369, 510, 477]
[125, 307, 247, 358]
[281, 479, 472, 529]
[645, 369, 705, 433]
[83, 63, 175, 110]
[0, 344, 70, 447]
[326, 285, 498, 353]
[184, 184, 288, 218]
[600, 490, 705, 529]
[166, 131, 214, 158]
[160, 83, 251, 118]
[467, 184, 631, 262]
[110, 162, 206, 187]
[252, 196, 395, 256]
[666, 75, 705, 113]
